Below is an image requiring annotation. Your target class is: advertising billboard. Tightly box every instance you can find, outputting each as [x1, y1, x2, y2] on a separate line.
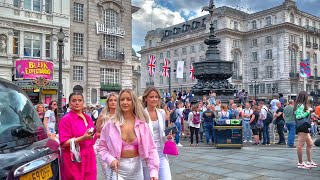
[16, 59, 53, 80]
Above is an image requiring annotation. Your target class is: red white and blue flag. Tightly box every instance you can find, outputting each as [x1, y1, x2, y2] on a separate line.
[148, 55, 156, 76]
[162, 58, 170, 77]
[190, 64, 195, 80]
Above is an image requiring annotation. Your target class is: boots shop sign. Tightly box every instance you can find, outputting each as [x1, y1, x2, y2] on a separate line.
[15, 59, 53, 80]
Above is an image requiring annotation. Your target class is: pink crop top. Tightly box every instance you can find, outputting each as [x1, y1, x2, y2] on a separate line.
[122, 138, 138, 151]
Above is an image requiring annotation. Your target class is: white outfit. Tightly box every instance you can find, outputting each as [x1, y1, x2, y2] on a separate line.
[106, 156, 143, 180]
[144, 108, 172, 180]
[44, 110, 56, 133]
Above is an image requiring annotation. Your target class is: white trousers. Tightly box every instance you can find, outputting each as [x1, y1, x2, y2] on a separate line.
[106, 156, 144, 180]
[143, 155, 172, 180]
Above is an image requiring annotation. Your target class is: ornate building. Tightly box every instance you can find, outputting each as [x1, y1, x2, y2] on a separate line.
[139, 0, 320, 100]
[0, 0, 71, 104]
[70, 0, 139, 105]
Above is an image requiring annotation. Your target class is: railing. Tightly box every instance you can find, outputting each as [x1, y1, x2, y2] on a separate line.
[98, 48, 125, 61]
[96, 22, 125, 37]
[313, 43, 319, 49]
[306, 41, 311, 48]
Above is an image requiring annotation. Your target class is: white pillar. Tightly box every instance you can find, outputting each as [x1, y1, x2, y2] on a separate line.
[41, 33, 46, 59]
[19, 31, 24, 58]
[7, 31, 13, 55]
[42, 0, 46, 13]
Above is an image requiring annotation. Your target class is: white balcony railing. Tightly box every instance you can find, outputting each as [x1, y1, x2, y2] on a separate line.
[96, 22, 125, 38]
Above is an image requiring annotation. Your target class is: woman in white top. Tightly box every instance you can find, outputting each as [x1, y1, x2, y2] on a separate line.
[188, 104, 201, 146]
[143, 87, 172, 180]
[44, 100, 57, 138]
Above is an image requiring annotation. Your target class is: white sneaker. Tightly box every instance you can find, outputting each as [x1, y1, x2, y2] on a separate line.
[306, 161, 318, 168]
[249, 140, 252, 143]
[177, 143, 183, 147]
[297, 162, 311, 169]
[243, 140, 247, 143]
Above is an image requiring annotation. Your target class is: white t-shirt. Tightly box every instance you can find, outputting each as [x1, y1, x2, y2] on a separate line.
[44, 110, 56, 129]
[242, 108, 253, 120]
[270, 99, 279, 111]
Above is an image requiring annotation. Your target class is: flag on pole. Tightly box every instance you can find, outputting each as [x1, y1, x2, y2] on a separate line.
[190, 64, 195, 80]
[176, 61, 184, 78]
[162, 58, 170, 77]
[300, 59, 310, 78]
[148, 55, 156, 76]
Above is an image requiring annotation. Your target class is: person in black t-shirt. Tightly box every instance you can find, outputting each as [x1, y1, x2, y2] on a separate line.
[202, 105, 216, 144]
[274, 101, 286, 145]
[249, 105, 260, 145]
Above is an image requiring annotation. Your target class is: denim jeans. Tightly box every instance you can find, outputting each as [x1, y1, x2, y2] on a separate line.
[263, 121, 270, 144]
[286, 122, 296, 146]
[204, 122, 214, 143]
[174, 122, 181, 144]
[242, 120, 252, 141]
[311, 124, 318, 135]
[277, 120, 286, 143]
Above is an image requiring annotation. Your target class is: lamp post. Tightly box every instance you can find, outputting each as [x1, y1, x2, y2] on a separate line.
[251, 80, 260, 101]
[57, 27, 65, 121]
[168, 67, 171, 95]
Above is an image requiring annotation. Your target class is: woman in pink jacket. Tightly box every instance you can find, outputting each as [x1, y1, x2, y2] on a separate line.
[97, 89, 159, 180]
[58, 92, 97, 180]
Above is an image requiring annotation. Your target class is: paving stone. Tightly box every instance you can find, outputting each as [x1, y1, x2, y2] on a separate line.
[224, 171, 262, 179]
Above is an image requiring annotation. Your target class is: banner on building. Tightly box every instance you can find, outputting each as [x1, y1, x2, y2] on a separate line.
[162, 58, 170, 77]
[176, 61, 184, 79]
[300, 59, 310, 78]
[190, 64, 195, 80]
[16, 59, 53, 80]
[148, 55, 156, 76]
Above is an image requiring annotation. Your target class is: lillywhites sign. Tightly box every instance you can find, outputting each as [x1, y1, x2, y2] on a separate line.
[106, 27, 125, 37]
[16, 59, 53, 80]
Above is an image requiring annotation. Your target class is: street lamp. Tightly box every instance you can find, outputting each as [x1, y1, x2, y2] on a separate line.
[251, 80, 260, 101]
[57, 27, 65, 121]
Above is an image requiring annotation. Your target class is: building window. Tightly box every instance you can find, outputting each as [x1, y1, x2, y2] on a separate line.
[266, 49, 272, 59]
[213, 20, 218, 29]
[14, 0, 19, 7]
[252, 20, 257, 29]
[251, 39, 257, 47]
[266, 66, 273, 78]
[24, 0, 41, 12]
[232, 40, 240, 48]
[166, 51, 170, 58]
[182, 59, 186, 67]
[45, 0, 52, 13]
[45, 34, 51, 58]
[290, 35, 296, 43]
[174, 49, 178, 56]
[252, 52, 258, 61]
[265, 16, 272, 26]
[273, 84, 278, 93]
[13, 31, 19, 55]
[24, 32, 41, 58]
[159, 53, 163, 59]
[306, 19, 309, 26]
[260, 83, 265, 94]
[253, 68, 258, 79]
[182, 47, 186, 55]
[73, 33, 84, 55]
[234, 21, 239, 30]
[298, 18, 302, 26]
[314, 53, 317, 65]
[100, 68, 120, 84]
[183, 72, 186, 82]
[290, 50, 297, 73]
[148, 40, 152, 48]
[266, 84, 272, 93]
[104, 9, 118, 27]
[266, 36, 272, 44]
[103, 35, 118, 50]
[190, 45, 195, 53]
[233, 52, 240, 78]
[73, 66, 84, 81]
[307, 52, 310, 60]
[290, 14, 294, 23]
[249, 85, 254, 94]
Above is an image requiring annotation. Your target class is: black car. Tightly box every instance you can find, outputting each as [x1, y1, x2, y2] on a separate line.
[0, 78, 60, 180]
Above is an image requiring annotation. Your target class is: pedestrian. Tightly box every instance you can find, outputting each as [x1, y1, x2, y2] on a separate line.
[58, 93, 97, 180]
[274, 102, 286, 145]
[295, 91, 317, 169]
[249, 105, 260, 145]
[209, 91, 216, 106]
[167, 97, 175, 111]
[188, 104, 201, 146]
[215, 100, 221, 113]
[242, 102, 253, 143]
[95, 92, 118, 177]
[183, 102, 191, 139]
[143, 87, 172, 180]
[202, 105, 215, 144]
[279, 93, 285, 108]
[36, 103, 45, 123]
[283, 100, 296, 148]
[44, 100, 57, 139]
[218, 104, 229, 119]
[238, 89, 246, 107]
[260, 101, 270, 145]
[97, 89, 159, 179]
[174, 101, 184, 147]
[229, 104, 239, 119]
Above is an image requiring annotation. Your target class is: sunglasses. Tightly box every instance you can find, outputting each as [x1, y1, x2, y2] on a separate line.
[52, 103, 57, 105]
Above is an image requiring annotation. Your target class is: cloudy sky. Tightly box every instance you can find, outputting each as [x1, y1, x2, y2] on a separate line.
[131, 0, 320, 54]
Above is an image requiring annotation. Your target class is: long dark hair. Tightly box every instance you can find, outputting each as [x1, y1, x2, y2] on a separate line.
[48, 100, 58, 120]
[294, 91, 308, 111]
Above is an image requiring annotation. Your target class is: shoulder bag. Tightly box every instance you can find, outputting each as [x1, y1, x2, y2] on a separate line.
[70, 138, 81, 162]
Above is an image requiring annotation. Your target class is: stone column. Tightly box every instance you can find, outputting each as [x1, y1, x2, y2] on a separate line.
[20, 0, 24, 9]
[7, 30, 13, 56]
[42, 0, 46, 13]
[19, 31, 24, 58]
[41, 33, 46, 59]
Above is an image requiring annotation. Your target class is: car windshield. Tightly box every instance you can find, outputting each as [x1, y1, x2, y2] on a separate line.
[0, 82, 45, 146]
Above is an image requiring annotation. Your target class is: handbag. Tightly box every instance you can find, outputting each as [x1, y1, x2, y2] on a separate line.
[296, 116, 311, 130]
[70, 138, 81, 162]
[163, 134, 179, 156]
[106, 167, 119, 180]
[164, 124, 178, 136]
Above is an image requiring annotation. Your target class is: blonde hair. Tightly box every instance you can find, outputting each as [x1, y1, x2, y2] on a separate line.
[142, 87, 161, 108]
[100, 92, 118, 128]
[36, 104, 45, 113]
[114, 89, 149, 124]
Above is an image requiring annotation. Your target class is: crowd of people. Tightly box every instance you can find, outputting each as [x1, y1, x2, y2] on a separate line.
[32, 88, 319, 179]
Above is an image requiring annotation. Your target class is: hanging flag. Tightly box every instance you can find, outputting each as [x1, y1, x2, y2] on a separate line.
[176, 61, 184, 78]
[162, 58, 170, 77]
[148, 55, 156, 76]
[300, 59, 310, 78]
[190, 64, 195, 80]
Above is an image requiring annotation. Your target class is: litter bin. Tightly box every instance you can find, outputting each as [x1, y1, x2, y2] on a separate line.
[214, 119, 243, 149]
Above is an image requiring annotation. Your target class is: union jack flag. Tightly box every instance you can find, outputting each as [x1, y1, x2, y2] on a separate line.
[162, 58, 170, 77]
[148, 55, 156, 76]
[190, 64, 195, 80]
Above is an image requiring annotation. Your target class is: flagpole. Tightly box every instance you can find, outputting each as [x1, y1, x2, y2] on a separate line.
[168, 67, 171, 95]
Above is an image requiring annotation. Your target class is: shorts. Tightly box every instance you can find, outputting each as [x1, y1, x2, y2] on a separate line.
[252, 128, 258, 135]
[296, 123, 310, 133]
[48, 127, 56, 134]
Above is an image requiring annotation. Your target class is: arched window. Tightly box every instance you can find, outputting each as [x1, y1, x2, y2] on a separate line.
[233, 52, 240, 78]
[290, 13, 294, 23]
[251, 20, 257, 29]
[290, 49, 297, 73]
[298, 18, 302, 26]
[234, 21, 239, 30]
[265, 16, 272, 26]
[104, 9, 118, 27]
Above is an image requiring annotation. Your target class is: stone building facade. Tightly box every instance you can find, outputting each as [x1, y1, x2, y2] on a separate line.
[139, 0, 320, 100]
[0, 0, 71, 104]
[70, 0, 139, 105]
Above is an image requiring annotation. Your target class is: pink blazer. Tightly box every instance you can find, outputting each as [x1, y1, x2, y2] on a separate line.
[97, 117, 159, 178]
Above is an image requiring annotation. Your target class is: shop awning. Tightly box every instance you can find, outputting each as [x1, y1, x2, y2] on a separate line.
[14, 80, 59, 90]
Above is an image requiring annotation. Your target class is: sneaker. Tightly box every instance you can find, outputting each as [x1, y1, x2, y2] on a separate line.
[297, 162, 311, 169]
[306, 161, 318, 168]
[243, 140, 247, 143]
[177, 143, 183, 147]
[249, 140, 253, 143]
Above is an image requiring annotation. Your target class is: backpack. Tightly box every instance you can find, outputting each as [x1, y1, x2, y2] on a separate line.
[170, 110, 178, 123]
[263, 108, 273, 124]
[192, 113, 201, 124]
[255, 119, 264, 130]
